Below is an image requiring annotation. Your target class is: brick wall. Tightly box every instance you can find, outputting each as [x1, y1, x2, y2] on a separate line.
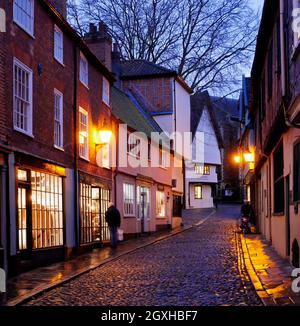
[4, 0, 113, 184]
[123, 77, 173, 113]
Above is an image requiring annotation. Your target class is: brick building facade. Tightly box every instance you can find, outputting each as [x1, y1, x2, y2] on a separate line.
[0, 0, 114, 276]
[250, 0, 300, 267]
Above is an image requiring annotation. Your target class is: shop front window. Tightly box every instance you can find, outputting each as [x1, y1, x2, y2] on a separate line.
[81, 183, 111, 244]
[31, 171, 63, 249]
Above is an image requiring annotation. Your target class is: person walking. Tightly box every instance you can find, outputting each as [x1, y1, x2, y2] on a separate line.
[105, 203, 121, 249]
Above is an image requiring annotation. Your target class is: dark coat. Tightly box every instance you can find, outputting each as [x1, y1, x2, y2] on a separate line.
[105, 206, 121, 228]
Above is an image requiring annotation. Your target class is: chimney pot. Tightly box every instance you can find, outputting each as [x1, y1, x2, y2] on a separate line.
[89, 23, 97, 35]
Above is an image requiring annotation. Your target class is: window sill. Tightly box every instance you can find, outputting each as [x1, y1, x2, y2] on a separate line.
[54, 145, 65, 152]
[124, 215, 136, 219]
[13, 21, 35, 39]
[80, 80, 89, 90]
[156, 216, 166, 219]
[54, 57, 65, 67]
[14, 127, 34, 138]
[102, 100, 110, 107]
[272, 212, 284, 217]
[79, 156, 90, 162]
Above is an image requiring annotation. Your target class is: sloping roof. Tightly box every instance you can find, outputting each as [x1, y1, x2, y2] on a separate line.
[111, 87, 170, 147]
[121, 60, 176, 79]
[210, 96, 239, 118]
[191, 91, 224, 148]
[120, 59, 193, 93]
[41, 0, 114, 83]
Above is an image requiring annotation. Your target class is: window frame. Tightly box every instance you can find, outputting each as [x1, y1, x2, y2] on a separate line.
[13, 0, 34, 37]
[54, 25, 64, 65]
[156, 191, 166, 218]
[13, 57, 33, 137]
[195, 164, 210, 175]
[294, 140, 300, 203]
[79, 52, 89, 88]
[273, 142, 284, 214]
[79, 107, 89, 160]
[195, 185, 203, 200]
[123, 183, 135, 217]
[54, 89, 64, 150]
[102, 77, 110, 106]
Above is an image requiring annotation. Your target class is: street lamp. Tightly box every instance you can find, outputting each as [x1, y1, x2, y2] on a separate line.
[94, 120, 112, 148]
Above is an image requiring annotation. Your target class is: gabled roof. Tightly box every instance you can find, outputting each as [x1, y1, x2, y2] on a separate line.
[121, 60, 176, 79]
[210, 96, 239, 118]
[120, 59, 193, 94]
[111, 87, 170, 147]
[191, 91, 224, 149]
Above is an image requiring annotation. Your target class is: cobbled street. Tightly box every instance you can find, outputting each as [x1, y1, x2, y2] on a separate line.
[25, 205, 262, 306]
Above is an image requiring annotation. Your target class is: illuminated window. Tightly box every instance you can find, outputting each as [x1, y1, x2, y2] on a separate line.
[13, 0, 34, 35]
[13, 58, 33, 135]
[80, 52, 88, 87]
[54, 89, 63, 149]
[123, 183, 135, 216]
[31, 171, 64, 249]
[17, 169, 28, 182]
[54, 25, 63, 64]
[156, 191, 165, 218]
[195, 164, 210, 175]
[195, 186, 203, 199]
[18, 187, 27, 250]
[79, 108, 89, 160]
[80, 183, 92, 244]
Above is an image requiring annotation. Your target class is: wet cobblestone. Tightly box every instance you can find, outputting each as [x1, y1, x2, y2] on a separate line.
[25, 206, 262, 306]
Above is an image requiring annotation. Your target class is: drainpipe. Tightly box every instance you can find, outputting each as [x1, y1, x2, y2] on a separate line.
[280, 0, 286, 97]
[73, 43, 79, 250]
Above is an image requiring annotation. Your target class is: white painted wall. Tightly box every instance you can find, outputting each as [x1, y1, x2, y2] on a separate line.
[185, 105, 221, 209]
[153, 114, 173, 135]
[192, 107, 221, 165]
[189, 184, 214, 209]
[175, 80, 191, 159]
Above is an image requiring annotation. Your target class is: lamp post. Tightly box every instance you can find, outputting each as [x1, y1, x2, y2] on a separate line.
[233, 148, 255, 202]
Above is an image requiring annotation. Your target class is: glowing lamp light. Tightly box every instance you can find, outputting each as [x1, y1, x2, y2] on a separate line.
[94, 129, 112, 146]
[233, 155, 241, 164]
[243, 151, 255, 163]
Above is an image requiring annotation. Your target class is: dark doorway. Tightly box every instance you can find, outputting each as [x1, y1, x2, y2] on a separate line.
[292, 239, 300, 268]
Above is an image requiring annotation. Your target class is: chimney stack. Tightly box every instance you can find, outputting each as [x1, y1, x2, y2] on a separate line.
[50, 0, 67, 18]
[84, 22, 112, 72]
